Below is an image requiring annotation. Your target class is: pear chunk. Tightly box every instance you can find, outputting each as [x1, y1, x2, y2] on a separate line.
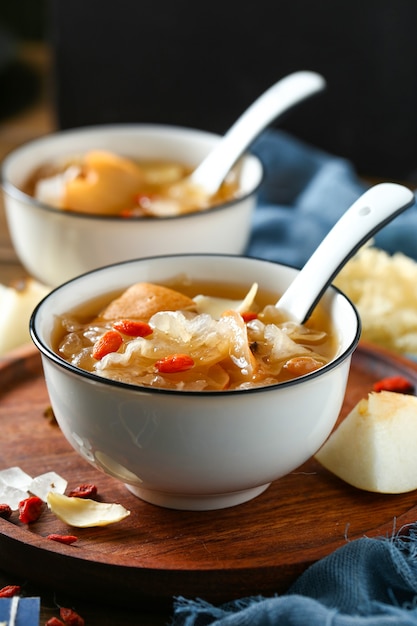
[99, 282, 195, 321]
[315, 390, 417, 493]
[0, 279, 50, 355]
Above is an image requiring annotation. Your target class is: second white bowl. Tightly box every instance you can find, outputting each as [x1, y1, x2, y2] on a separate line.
[2, 124, 263, 286]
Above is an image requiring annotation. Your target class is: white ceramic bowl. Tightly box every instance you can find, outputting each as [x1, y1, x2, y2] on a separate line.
[1, 125, 263, 287]
[30, 254, 361, 511]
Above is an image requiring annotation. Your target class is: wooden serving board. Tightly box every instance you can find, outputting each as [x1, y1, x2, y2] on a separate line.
[1, 341, 417, 608]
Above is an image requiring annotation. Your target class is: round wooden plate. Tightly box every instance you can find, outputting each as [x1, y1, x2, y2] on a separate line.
[1, 341, 417, 608]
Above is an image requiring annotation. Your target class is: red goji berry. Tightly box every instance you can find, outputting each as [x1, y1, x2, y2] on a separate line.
[113, 319, 153, 337]
[0, 585, 21, 597]
[47, 534, 78, 545]
[59, 607, 85, 626]
[373, 375, 415, 394]
[155, 353, 194, 374]
[0, 503, 12, 519]
[18, 496, 43, 524]
[68, 483, 97, 499]
[92, 330, 123, 360]
[241, 311, 258, 323]
[46, 618, 65, 626]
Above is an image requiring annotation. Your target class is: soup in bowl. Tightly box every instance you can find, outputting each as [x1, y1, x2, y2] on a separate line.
[1, 125, 263, 287]
[30, 254, 361, 510]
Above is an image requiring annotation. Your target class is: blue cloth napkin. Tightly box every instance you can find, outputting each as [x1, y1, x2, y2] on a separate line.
[245, 129, 417, 267]
[172, 524, 417, 625]
[0, 596, 40, 625]
[171, 132, 417, 625]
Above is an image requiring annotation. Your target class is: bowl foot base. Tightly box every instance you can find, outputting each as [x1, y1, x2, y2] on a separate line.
[125, 482, 270, 511]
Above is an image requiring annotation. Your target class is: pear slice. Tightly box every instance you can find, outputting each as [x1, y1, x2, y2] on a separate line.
[99, 282, 195, 322]
[315, 390, 417, 493]
[63, 150, 145, 215]
[47, 492, 130, 527]
[193, 282, 258, 319]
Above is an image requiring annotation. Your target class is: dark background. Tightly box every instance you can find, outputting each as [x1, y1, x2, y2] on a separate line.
[2, 1, 417, 181]
[0, 0, 46, 120]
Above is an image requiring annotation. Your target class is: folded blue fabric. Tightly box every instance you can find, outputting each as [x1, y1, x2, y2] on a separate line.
[172, 524, 417, 625]
[245, 130, 417, 267]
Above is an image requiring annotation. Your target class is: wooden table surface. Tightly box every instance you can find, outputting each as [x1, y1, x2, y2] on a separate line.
[2, 43, 415, 626]
[0, 42, 172, 626]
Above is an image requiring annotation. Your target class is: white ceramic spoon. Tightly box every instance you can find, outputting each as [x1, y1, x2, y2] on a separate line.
[189, 71, 326, 195]
[276, 182, 415, 323]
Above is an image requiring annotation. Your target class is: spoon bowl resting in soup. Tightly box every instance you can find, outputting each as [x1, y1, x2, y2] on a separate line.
[30, 254, 360, 511]
[1, 124, 263, 287]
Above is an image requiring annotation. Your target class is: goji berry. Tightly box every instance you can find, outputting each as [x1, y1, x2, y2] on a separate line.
[0, 503, 12, 519]
[59, 607, 85, 626]
[373, 375, 415, 394]
[18, 496, 43, 524]
[92, 330, 123, 360]
[241, 311, 258, 322]
[68, 483, 97, 499]
[0, 585, 21, 597]
[113, 319, 153, 337]
[47, 534, 78, 545]
[155, 353, 194, 373]
[46, 618, 65, 626]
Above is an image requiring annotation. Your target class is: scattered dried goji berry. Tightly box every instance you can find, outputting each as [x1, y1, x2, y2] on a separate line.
[155, 353, 194, 373]
[92, 330, 123, 360]
[59, 607, 85, 626]
[46, 618, 65, 626]
[0, 585, 21, 597]
[113, 319, 153, 337]
[0, 503, 12, 519]
[18, 496, 43, 524]
[47, 534, 78, 545]
[241, 311, 258, 323]
[68, 483, 98, 499]
[373, 375, 415, 394]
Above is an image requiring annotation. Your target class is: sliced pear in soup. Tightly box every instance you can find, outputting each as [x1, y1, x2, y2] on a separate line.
[193, 282, 258, 318]
[63, 150, 145, 215]
[315, 391, 417, 493]
[99, 282, 195, 321]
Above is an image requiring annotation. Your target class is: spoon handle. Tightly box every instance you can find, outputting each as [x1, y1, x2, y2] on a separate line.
[276, 183, 415, 324]
[190, 71, 326, 195]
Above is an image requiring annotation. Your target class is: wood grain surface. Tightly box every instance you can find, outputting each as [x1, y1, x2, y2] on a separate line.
[1, 341, 417, 616]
